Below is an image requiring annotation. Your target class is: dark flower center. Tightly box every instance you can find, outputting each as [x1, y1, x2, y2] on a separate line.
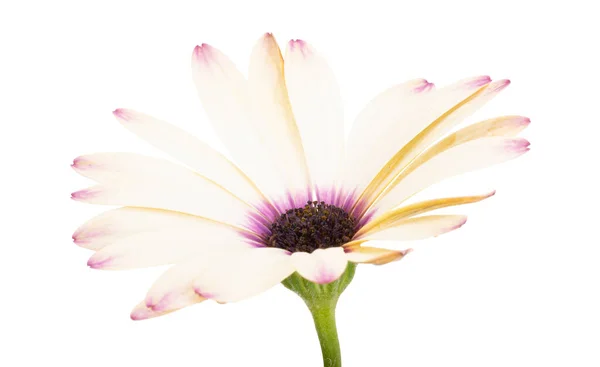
[267, 201, 356, 253]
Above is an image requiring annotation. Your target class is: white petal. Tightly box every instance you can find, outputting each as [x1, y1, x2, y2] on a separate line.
[113, 109, 264, 206]
[248, 34, 311, 203]
[343, 78, 435, 191]
[71, 178, 252, 227]
[375, 136, 529, 214]
[284, 40, 344, 191]
[344, 245, 411, 265]
[72, 152, 206, 185]
[191, 44, 286, 205]
[355, 78, 510, 214]
[351, 215, 468, 244]
[86, 226, 249, 270]
[290, 247, 348, 284]
[373, 116, 529, 212]
[142, 256, 224, 317]
[130, 294, 204, 321]
[73, 207, 239, 251]
[357, 192, 494, 238]
[192, 247, 294, 303]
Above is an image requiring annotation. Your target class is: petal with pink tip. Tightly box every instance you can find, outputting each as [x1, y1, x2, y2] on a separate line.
[141, 251, 232, 315]
[112, 109, 264, 206]
[344, 246, 412, 265]
[130, 292, 205, 321]
[374, 136, 529, 213]
[373, 116, 529, 212]
[70, 151, 261, 226]
[73, 207, 242, 251]
[357, 192, 494, 238]
[191, 247, 294, 303]
[345, 76, 492, 199]
[72, 152, 207, 185]
[355, 78, 510, 216]
[248, 34, 311, 200]
[348, 215, 467, 245]
[343, 79, 435, 191]
[284, 40, 344, 190]
[86, 228, 249, 270]
[191, 43, 286, 205]
[290, 247, 348, 284]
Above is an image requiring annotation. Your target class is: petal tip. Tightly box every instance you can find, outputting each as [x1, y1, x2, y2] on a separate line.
[489, 79, 511, 93]
[192, 44, 213, 64]
[71, 156, 93, 171]
[444, 217, 468, 234]
[112, 108, 134, 122]
[71, 188, 99, 201]
[87, 255, 112, 269]
[193, 287, 214, 300]
[466, 75, 492, 88]
[130, 307, 150, 321]
[505, 138, 530, 153]
[413, 80, 435, 93]
[287, 39, 310, 55]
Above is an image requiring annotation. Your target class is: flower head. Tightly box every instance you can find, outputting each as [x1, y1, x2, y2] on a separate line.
[72, 33, 529, 324]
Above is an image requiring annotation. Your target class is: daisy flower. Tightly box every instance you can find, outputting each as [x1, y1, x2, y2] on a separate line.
[71, 33, 529, 366]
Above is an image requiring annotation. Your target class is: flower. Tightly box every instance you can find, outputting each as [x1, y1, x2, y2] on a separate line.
[72, 33, 529, 364]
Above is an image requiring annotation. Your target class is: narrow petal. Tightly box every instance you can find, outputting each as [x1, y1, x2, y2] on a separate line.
[71, 179, 252, 227]
[72, 152, 208, 185]
[87, 228, 249, 270]
[348, 215, 467, 245]
[130, 294, 204, 321]
[343, 79, 435, 190]
[373, 116, 529, 212]
[355, 78, 509, 215]
[290, 247, 348, 284]
[344, 245, 412, 265]
[113, 109, 264, 206]
[192, 247, 294, 303]
[142, 251, 233, 315]
[248, 34, 311, 200]
[191, 44, 286, 205]
[73, 207, 250, 251]
[285, 40, 344, 190]
[357, 192, 494, 237]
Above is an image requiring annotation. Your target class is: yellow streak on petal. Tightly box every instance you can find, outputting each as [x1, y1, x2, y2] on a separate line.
[353, 84, 491, 216]
[258, 33, 312, 188]
[345, 245, 410, 265]
[356, 192, 494, 238]
[372, 115, 529, 208]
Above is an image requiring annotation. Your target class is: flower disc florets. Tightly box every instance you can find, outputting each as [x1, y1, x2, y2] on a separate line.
[267, 201, 356, 253]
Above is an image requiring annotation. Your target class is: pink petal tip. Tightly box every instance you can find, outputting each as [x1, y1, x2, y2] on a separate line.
[445, 218, 468, 233]
[402, 248, 414, 256]
[193, 287, 215, 299]
[87, 256, 113, 269]
[112, 108, 134, 122]
[413, 80, 435, 93]
[488, 79, 511, 93]
[130, 307, 151, 321]
[71, 189, 99, 201]
[288, 39, 310, 56]
[193, 43, 214, 64]
[71, 157, 93, 170]
[505, 138, 530, 153]
[466, 75, 492, 88]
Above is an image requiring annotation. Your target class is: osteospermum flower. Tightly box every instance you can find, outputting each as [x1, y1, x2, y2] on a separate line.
[72, 33, 529, 366]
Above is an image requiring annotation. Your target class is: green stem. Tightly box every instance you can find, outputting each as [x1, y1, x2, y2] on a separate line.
[282, 263, 356, 367]
[309, 300, 341, 367]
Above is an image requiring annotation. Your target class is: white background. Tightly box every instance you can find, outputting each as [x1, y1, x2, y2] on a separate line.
[1, 0, 599, 366]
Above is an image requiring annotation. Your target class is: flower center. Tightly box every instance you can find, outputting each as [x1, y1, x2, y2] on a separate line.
[267, 201, 356, 253]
